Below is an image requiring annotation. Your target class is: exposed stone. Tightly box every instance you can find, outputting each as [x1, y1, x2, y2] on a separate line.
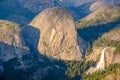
[90, 0, 120, 12]
[86, 47, 119, 74]
[0, 20, 29, 62]
[30, 7, 86, 60]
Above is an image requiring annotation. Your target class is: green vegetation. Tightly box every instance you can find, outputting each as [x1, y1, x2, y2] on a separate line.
[2, 54, 67, 80]
[1, 46, 120, 80]
[76, 20, 94, 28]
[65, 61, 94, 78]
[94, 38, 120, 53]
[82, 63, 120, 80]
[116, 44, 120, 53]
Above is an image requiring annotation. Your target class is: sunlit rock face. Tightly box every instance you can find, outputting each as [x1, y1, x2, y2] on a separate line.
[0, 20, 30, 62]
[90, 0, 120, 11]
[0, 20, 24, 47]
[30, 7, 86, 60]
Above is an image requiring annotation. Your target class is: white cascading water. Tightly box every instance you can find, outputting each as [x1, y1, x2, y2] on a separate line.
[96, 48, 109, 71]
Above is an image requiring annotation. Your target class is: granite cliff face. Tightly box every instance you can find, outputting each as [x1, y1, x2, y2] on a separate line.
[0, 20, 23, 46]
[0, 20, 30, 62]
[30, 7, 86, 60]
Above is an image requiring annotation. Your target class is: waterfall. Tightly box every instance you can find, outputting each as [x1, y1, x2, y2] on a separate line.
[96, 48, 109, 71]
[86, 47, 110, 74]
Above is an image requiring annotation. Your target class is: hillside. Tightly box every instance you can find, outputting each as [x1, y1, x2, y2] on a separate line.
[90, 0, 120, 11]
[84, 26, 120, 80]
[76, 6, 120, 43]
[75, 2, 120, 79]
[83, 64, 120, 80]
[76, 6, 120, 28]
[86, 27, 120, 61]
[0, 20, 67, 80]
[0, 0, 120, 80]
[0, 20, 92, 80]
[0, 20, 32, 63]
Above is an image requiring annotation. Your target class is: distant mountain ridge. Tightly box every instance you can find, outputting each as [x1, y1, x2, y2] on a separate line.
[0, 0, 96, 24]
[90, 0, 120, 11]
[1, 0, 120, 24]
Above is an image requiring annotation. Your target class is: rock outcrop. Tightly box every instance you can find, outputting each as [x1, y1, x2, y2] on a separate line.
[0, 20, 30, 62]
[90, 0, 120, 11]
[30, 7, 86, 60]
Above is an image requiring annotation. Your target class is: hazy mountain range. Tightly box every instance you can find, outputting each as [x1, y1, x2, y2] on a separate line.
[0, 0, 96, 24]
